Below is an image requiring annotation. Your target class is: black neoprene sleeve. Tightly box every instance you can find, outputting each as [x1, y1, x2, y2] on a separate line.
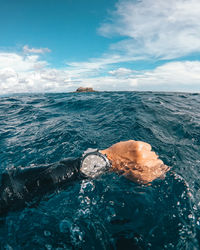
[0, 157, 82, 215]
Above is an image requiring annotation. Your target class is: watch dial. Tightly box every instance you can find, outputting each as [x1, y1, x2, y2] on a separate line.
[81, 154, 107, 177]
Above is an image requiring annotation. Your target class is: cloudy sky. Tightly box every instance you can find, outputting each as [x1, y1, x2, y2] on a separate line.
[1, 0, 200, 94]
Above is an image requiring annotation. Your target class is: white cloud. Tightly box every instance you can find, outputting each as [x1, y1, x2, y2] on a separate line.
[0, 51, 200, 95]
[64, 61, 200, 92]
[23, 45, 51, 54]
[79, 61, 200, 92]
[0, 53, 47, 72]
[0, 53, 78, 95]
[109, 67, 134, 76]
[99, 0, 200, 59]
[135, 61, 200, 91]
[82, 76, 138, 91]
[65, 53, 143, 78]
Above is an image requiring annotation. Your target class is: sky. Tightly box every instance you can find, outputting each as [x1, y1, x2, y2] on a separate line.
[1, 0, 200, 94]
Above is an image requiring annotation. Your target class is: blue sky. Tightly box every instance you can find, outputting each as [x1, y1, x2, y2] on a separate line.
[0, 0, 115, 64]
[1, 0, 200, 94]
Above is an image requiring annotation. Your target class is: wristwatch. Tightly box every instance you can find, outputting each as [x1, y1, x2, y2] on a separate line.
[80, 148, 111, 178]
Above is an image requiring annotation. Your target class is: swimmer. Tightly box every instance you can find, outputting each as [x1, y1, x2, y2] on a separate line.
[0, 140, 169, 215]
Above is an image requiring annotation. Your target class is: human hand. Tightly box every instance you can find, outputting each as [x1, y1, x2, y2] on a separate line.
[100, 140, 169, 184]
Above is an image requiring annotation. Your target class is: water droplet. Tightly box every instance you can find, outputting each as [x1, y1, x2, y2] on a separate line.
[45, 244, 52, 250]
[4, 244, 13, 250]
[188, 214, 194, 220]
[77, 208, 90, 217]
[193, 205, 197, 211]
[70, 224, 85, 246]
[109, 201, 114, 205]
[84, 196, 90, 205]
[59, 219, 71, 233]
[44, 230, 51, 237]
[92, 199, 97, 205]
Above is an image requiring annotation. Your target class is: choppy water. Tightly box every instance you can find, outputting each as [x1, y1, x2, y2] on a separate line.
[0, 91, 200, 249]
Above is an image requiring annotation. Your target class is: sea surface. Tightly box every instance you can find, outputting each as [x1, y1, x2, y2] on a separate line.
[0, 91, 200, 249]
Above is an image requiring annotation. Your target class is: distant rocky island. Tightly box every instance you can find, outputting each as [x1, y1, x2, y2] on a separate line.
[76, 87, 96, 93]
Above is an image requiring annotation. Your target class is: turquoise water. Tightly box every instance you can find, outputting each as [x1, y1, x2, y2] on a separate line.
[0, 92, 200, 249]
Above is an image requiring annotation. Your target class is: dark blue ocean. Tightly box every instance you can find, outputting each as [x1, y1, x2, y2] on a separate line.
[0, 92, 200, 249]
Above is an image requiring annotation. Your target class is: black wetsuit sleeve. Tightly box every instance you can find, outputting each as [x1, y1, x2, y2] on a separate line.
[0, 157, 82, 215]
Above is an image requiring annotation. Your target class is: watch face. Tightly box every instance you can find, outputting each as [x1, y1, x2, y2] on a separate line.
[80, 154, 108, 178]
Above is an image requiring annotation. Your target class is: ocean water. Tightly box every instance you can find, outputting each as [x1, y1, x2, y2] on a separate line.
[0, 91, 200, 249]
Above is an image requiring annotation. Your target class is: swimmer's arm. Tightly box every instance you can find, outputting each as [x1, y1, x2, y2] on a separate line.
[0, 158, 81, 215]
[100, 140, 170, 184]
[8, 158, 81, 191]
